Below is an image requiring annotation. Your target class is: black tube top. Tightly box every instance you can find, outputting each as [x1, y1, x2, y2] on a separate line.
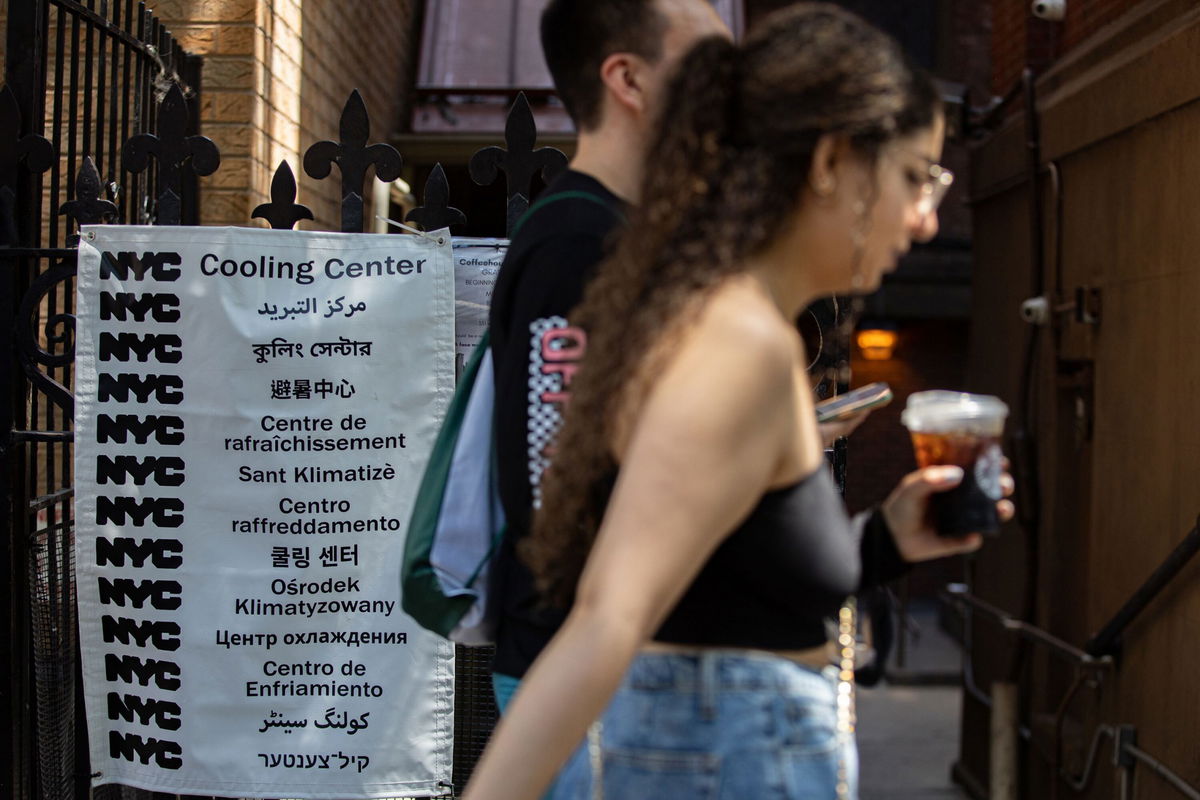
[653, 465, 909, 650]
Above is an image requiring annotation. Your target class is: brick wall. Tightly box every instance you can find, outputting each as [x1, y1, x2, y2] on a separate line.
[145, 0, 256, 225]
[991, 0, 1149, 94]
[147, 0, 417, 229]
[285, 0, 416, 229]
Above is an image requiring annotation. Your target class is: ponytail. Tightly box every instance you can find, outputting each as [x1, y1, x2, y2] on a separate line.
[637, 35, 740, 241]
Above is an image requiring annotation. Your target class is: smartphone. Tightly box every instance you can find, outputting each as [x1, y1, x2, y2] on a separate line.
[815, 382, 893, 423]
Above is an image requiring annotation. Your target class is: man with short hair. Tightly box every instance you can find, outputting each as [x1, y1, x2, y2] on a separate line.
[488, 0, 731, 709]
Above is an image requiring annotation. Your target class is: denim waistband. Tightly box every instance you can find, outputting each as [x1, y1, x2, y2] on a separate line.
[625, 648, 837, 695]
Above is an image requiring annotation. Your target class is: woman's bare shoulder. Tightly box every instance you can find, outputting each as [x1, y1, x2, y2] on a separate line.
[691, 276, 800, 364]
[642, 276, 801, 412]
[612, 277, 798, 457]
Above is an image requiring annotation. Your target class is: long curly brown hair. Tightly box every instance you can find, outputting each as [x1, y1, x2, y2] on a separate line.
[523, 3, 940, 607]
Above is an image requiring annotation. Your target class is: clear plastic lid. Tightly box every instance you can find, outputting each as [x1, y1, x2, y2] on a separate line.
[900, 390, 1009, 434]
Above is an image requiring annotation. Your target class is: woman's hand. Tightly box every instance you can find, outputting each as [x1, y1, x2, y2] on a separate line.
[880, 465, 1015, 562]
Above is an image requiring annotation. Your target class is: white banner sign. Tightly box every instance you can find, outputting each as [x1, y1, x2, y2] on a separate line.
[74, 225, 455, 798]
[451, 237, 506, 364]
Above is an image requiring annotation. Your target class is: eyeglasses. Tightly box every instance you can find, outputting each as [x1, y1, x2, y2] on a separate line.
[914, 163, 954, 216]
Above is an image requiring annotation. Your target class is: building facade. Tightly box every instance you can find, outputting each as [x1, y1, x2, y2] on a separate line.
[146, 0, 419, 230]
[962, 1, 1200, 797]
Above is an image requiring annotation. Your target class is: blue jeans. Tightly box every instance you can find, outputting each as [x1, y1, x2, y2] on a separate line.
[493, 672, 558, 800]
[492, 672, 521, 714]
[553, 649, 858, 800]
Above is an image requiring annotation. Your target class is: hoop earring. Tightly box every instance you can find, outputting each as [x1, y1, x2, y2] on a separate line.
[804, 307, 825, 373]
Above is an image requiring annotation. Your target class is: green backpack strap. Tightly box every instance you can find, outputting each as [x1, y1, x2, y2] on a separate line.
[401, 329, 492, 637]
[403, 188, 620, 639]
[509, 188, 624, 240]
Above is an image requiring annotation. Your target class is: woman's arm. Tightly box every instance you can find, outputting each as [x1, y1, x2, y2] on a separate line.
[462, 295, 807, 800]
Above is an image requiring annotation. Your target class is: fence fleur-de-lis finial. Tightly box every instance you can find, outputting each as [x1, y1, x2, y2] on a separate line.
[0, 84, 55, 246]
[303, 89, 403, 233]
[405, 163, 467, 233]
[469, 92, 567, 235]
[252, 161, 314, 230]
[60, 157, 119, 234]
[122, 82, 221, 225]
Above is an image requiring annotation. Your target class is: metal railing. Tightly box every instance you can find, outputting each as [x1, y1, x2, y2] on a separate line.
[943, 514, 1200, 800]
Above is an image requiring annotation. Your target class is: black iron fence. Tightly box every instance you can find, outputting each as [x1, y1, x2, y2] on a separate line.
[4, 4, 202, 799]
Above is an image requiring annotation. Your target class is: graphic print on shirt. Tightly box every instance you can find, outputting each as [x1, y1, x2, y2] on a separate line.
[527, 316, 587, 509]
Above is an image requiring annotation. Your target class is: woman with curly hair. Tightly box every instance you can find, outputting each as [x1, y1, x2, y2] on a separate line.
[464, 5, 1011, 798]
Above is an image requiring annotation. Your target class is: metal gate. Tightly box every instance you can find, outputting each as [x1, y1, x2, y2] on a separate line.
[3, 3, 203, 798]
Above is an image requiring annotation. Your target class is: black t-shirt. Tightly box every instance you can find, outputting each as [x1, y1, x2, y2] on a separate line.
[488, 170, 624, 679]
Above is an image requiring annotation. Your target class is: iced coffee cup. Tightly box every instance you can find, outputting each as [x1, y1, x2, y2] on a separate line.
[900, 391, 1009, 536]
